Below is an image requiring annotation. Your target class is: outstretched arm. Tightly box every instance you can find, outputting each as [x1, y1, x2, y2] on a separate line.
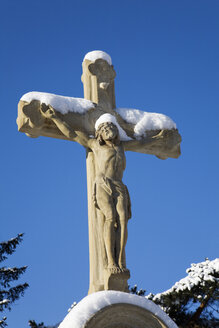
[123, 129, 181, 159]
[123, 134, 159, 151]
[40, 105, 94, 148]
[73, 130, 95, 149]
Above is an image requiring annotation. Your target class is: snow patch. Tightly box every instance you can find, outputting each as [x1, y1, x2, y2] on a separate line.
[21, 92, 94, 115]
[95, 113, 132, 141]
[149, 258, 219, 303]
[83, 50, 112, 65]
[58, 291, 177, 328]
[116, 108, 176, 138]
[20, 93, 177, 139]
[0, 299, 10, 305]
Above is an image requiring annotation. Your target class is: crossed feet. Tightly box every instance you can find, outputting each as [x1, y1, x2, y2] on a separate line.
[107, 263, 129, 274]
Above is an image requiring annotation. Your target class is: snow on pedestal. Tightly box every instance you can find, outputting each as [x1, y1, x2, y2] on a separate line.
[58, 291, 178, 328]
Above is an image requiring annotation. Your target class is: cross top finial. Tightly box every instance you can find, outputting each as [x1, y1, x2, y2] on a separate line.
[83, 50, 112, 65]
[82, 51, 116, 109]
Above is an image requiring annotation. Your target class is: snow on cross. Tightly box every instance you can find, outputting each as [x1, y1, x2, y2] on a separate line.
[17, 50, 182, 295]
[20, 92, 177, 140]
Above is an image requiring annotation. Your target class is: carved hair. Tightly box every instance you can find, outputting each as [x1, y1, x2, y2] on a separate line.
[95, 122, 119, 146]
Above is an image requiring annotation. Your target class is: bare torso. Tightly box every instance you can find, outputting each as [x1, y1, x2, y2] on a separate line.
[92, 141, 126, 181]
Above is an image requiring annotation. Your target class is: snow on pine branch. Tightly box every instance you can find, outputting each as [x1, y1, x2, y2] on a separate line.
[0, 266, 27, 288]
[0, 299, 9, 307]
[0, 299, 10, 313]
[0, 234, 24, 262]
[0, 316, 7, 328]
[148, 258, 219, 303]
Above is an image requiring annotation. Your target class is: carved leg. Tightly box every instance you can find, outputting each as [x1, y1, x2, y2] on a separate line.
[118, 219, 128, 271]
[115, 221, 121, 266]
[116, 194, 129, 272]
[96, 183, 119, 273]
[104, 218, 119, 273]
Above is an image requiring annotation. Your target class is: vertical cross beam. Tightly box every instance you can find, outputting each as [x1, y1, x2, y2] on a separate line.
[82, 57, 129, 293]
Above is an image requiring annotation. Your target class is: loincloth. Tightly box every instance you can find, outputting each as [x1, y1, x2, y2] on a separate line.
[93, 176, 132, 219]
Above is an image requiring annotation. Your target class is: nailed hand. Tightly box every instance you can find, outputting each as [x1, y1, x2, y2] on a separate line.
[40, 104, 57, 119]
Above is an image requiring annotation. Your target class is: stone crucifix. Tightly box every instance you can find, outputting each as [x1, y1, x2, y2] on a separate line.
[17, 50, 181, 294]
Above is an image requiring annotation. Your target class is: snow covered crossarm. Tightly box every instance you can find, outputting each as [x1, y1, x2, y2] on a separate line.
[21, 92, 95, 115]
[17, 91, 102, 140]
[114, 107, 181, 159]
[17, 92, 181, 159]
[116, 108, 176, 138]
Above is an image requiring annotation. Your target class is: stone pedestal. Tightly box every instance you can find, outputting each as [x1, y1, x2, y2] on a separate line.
[104, 269, 130, 292]
[58, 291, 178, 328]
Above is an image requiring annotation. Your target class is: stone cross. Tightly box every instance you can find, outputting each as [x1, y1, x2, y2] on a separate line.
[17, 51, 181, 294]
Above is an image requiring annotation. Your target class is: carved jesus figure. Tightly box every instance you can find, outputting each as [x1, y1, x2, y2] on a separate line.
[40, 105, 157, 274]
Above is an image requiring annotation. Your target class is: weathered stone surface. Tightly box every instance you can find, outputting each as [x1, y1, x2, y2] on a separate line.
[104, 268, 130, 292]
[17, 51, 182, 294]
[58, 291, 178, 328]
[85, 304, 169, 328]
[17, 99, 181, 159]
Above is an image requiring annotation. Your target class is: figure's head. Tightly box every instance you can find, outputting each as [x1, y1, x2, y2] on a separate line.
[95, 122, 119, 145]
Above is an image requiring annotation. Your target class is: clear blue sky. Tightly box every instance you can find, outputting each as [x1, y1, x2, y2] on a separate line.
[1, 0, 219, 326]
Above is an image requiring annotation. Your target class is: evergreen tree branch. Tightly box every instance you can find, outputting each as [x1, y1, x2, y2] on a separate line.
[0, 234, 24, 263]
[0, 233, 28, 327]
[0, 266, 27, 288]
[188, 285, 217, 325]
[0, 283, 29, 311]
